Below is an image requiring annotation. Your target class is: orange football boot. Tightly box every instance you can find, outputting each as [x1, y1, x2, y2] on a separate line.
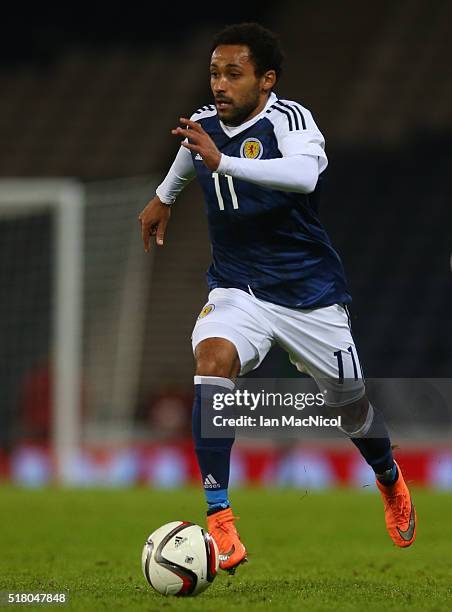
[207, 507, 247, 573]
[376, 462, 417, 547]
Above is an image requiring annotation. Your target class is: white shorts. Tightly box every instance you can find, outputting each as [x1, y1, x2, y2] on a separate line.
[192, 287, 365, 406]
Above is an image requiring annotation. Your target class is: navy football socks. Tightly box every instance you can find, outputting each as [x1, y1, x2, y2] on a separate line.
[376, 462, 399, 485]
[192, 376, 236, 513]
[348, 403, 397, 483]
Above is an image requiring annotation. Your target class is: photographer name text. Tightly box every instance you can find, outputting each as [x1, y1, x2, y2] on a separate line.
[212, 415, 341, 428]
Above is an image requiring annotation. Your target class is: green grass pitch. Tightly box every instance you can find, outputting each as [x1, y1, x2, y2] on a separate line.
[1, 486, 452, 611]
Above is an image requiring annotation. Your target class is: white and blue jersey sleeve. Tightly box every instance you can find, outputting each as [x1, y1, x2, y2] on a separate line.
[155, 106, 216, 204]
[155, 145, 195, 204]
[267, 99, 328, 172]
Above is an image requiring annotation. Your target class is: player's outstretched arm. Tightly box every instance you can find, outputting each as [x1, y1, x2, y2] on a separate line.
[139, 141, 196, 252]
[172, 117, 324, 194]
[138, 196, 171, 251]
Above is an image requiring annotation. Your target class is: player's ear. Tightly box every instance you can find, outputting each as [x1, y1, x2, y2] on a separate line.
[261, 70, 276, 93]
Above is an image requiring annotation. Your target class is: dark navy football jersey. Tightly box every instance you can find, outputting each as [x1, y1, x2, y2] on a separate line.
[189, 94, 351, 309]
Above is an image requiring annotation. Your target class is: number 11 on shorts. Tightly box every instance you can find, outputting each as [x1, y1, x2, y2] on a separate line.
[334, 345, 359, 382]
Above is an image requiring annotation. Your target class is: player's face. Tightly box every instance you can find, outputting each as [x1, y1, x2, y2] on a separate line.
[210, 45, 273, 126]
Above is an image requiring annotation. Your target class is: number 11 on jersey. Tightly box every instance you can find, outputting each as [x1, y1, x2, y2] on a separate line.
[212, 173, 239, 210]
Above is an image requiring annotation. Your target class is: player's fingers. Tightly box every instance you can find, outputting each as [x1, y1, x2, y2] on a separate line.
[181, 142, 201, 153]
[140, 219, 151, 253]
[172, 127, 198, 142]
[156, 218, 168, 246]
[180, 118, 202, 131]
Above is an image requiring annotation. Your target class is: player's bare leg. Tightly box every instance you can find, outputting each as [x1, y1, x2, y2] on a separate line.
[195, 338, 240, 380]
[331, 395, 416, 547]
[193, 338, 248, 573]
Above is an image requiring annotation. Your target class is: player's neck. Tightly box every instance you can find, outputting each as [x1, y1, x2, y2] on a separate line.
[241, 93, 271, 124]
[221, 93, 271, 127]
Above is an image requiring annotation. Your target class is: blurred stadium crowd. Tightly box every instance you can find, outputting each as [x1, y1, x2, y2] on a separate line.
[0, 1, 450, 486]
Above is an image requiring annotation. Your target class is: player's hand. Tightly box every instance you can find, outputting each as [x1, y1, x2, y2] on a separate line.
[138, 196, 171, 252]
[172, 118, 221, 171]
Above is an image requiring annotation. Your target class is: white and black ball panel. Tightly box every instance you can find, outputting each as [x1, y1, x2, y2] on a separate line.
[141, 521, 181, 585]
[142, 521, 218, 597]
[201, 529, 219, 583]
[144, 556, 184, 596]
[161, 524, 206, 572]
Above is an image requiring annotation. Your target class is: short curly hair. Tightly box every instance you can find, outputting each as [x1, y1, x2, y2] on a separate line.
[210, 22, 284, 82]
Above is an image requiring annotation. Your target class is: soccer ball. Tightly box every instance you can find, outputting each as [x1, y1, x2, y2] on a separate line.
[141, 521, 219, 596]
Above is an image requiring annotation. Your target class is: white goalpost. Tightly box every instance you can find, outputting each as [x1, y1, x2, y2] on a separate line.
[0, 179, 84, 481]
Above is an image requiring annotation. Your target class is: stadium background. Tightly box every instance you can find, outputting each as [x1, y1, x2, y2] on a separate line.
[0, 0, 451, 489]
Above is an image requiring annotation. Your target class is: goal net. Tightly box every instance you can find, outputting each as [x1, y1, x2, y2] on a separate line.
[0, 177, 156, 481]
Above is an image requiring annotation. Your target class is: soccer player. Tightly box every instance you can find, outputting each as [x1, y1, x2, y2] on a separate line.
[139, 23, 416, 573]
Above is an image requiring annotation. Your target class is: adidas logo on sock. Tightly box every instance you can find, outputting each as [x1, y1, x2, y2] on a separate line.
[204, 474, 220, 489]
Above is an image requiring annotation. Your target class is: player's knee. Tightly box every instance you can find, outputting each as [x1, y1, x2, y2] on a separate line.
[195, 338, 240, 379]
[333, 394, 369, 434]
[196, 356, 231, 378]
